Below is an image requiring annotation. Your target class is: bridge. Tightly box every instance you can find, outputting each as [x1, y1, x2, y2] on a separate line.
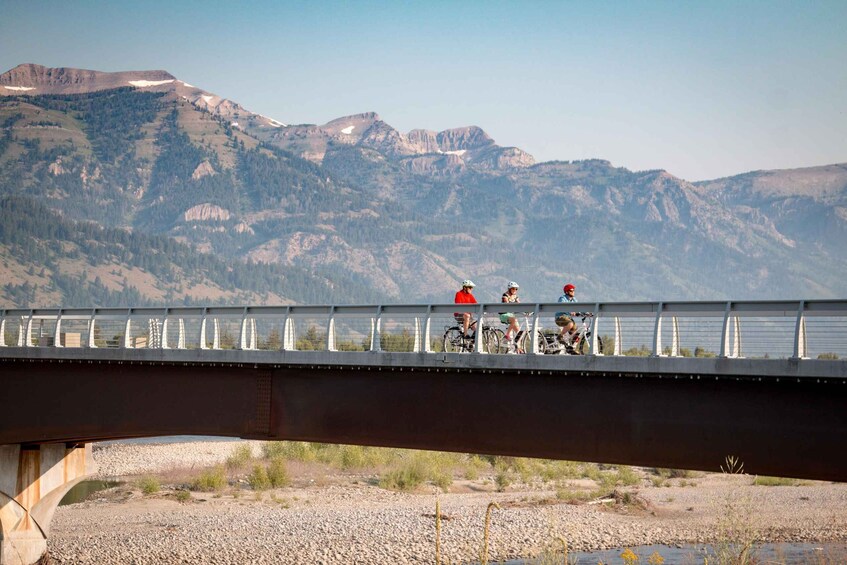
[1, 299, 846, 564]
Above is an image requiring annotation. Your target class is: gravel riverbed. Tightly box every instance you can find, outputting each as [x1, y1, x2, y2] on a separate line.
[47, 441, 847, 564]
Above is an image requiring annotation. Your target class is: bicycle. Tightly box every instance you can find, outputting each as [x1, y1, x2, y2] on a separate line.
[442, 319, 501, 354]
[515, 313, 603, 355]
[560, 314, 603, 355]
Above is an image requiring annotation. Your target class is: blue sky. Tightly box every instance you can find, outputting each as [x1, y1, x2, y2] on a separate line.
[1, 0, 845, 181]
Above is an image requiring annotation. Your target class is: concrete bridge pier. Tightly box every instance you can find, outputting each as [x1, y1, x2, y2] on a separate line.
[0, 444, 95, 565]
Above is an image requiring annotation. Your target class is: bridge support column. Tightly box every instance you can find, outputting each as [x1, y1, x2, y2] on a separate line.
[0, 444, 95, 565]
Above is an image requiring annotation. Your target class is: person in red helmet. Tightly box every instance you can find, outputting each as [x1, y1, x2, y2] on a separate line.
[454, 279, 478, 338]
[555, 283, 578, 344]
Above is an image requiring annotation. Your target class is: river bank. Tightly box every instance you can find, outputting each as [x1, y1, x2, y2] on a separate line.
[47, 440, 847, 564]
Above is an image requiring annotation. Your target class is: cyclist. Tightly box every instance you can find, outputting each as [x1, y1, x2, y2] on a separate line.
[454, 280, 477, 338]
[555, 283, 578, 345]
[500, 281, 521, 351]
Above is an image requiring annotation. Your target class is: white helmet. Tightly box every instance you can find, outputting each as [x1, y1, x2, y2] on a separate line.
[461, 279, 476, 288]
[507, 281, 519, 289]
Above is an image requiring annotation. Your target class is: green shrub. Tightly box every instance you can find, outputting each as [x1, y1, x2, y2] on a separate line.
[267, 458, 290, 488]
[615, 465, 641, 486]
[248, 464, 271, 490]
[137, 476, 160, 495]
[753, 476, 800, 486]
[494, 468, 512, 492]
[192, 466, 227, 491]
[175, 489, 191, 502]
[226, 444, 253, 468]
[379, 465, 424, 491]
[432, 471, 452, 492]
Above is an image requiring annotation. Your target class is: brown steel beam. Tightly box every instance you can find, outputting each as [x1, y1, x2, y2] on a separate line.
[1, 358, 845, 481]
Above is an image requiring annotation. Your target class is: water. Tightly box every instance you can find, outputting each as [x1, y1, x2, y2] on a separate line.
[59, 479, 121, 506]
[98, 435, 241, 445]
[503, 542, 847, 564]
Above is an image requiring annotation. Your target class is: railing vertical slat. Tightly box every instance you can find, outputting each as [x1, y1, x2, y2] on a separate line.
[0, 310, 6, 347]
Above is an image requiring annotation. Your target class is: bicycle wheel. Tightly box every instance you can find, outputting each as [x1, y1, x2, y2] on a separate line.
[442, 327, 465, 353]
[520, 330, 547, 354]
[576, 332, 603, 355]
[491, 328, 508, 354]
[482, 328, 500, 354]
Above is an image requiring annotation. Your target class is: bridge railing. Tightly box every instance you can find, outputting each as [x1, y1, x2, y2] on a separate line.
[2, 300, 846, 360]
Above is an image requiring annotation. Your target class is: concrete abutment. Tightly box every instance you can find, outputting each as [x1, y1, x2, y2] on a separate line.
[0, 444, 95, 565]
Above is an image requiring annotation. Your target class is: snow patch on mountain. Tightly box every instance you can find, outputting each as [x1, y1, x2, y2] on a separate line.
[128, 79, 175, 87]
[3, 86, 35, 91]
[341, 126, 355, 134]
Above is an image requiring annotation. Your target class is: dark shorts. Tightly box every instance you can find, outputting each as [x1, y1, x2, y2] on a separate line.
[555, 314, 574, 327]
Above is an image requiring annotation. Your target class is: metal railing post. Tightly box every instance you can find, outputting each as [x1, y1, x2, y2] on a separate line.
[670, 316, 680, 357]
[239, 307, 250, 350]
[370, 306, 383, 352]
[123, 309, 132, 349]
[326, 306, 336, 352]
[423, 305, 433, 353]
[24, 310, 34, 347]
[199, 308, 208, 350]
[793, 301, 808, 359]
[590, 302, 601, 355]
[719, 302, 732, 358]
[212, 318, 220, 350]
[87, 309, 97, 348]
[282, 307, 294, 351]
[0, 310, 5, 347]
[613, 317, 622, 356]
[161, 309, 170, 350]
[474, 304, 485, 353]
[413, 316, 422, 353]
[652, 302, 663, 356]
[178, 318, 186, 349]
[529, 303, 541, 355]
[54, 309, 64, 348]
[732, 316, 742, 358]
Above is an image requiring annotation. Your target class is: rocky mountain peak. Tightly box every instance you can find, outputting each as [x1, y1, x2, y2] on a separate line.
[436, 126, 494, 152]
[0, 63, 176, 96]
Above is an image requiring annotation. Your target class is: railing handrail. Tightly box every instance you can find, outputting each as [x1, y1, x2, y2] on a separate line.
[3, 299, 846, 361]
[2, 299, 847, 320]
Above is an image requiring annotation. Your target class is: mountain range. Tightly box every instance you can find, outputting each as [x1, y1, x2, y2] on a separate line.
[1, 63, 845, 307]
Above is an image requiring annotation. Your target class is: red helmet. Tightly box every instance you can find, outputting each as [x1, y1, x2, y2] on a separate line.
[563, 284, 576, 293]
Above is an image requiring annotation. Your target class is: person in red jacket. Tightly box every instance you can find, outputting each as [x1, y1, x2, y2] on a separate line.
[454, 279, 478, 337]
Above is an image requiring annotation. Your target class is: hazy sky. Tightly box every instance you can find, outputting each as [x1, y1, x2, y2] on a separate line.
[2, 0, 845, 181]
